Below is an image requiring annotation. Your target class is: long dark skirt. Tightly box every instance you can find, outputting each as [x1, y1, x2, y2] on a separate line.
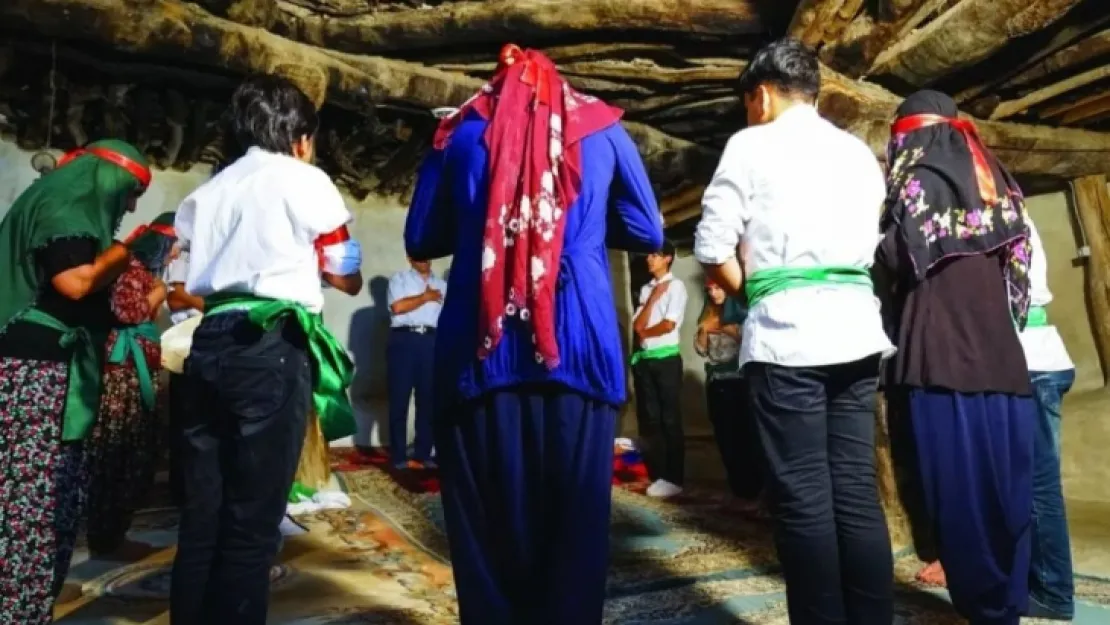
[0, 357, 88, 624]
[909, 389, 1035, 625]
[86, 362, 161, 554]
[437, 385, 617, 625]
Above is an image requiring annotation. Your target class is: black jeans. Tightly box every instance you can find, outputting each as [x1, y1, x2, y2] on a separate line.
[632, 355, 684, 485]
[168, 372, 187, 508]
[706, 376, 763, 499]
[747, 355, 893, 625]
[170, 311, 312, 625]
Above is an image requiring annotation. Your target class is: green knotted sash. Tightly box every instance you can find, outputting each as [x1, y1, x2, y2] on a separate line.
[20, 308, 104, 441]
[745, 265, 873, 309]
[630, 344, 681, 366]
[1025, 305, 1048, 328]
[205, 293, 357, 442]
[107, 321, 162, 413]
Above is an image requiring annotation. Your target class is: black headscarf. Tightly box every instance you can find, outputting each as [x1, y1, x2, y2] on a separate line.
[882, 89, 1032, 328]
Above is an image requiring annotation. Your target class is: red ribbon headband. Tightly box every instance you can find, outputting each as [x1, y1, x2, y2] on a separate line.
[890, 113, 998, 206]
[57, 146, 153, 191]
[123, 223, 176, 245]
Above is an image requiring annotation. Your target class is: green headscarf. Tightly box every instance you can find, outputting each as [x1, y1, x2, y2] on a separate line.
[0, 138, 149, 335]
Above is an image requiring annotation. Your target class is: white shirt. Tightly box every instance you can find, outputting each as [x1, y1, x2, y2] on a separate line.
[175, 148, 352, 313]
[633, 272, 688, 350]
[387, 268, 446, 328]
[1020, 219, 1074, 373]
[164, 251, 202, 326]
[693, 104, 893, 368]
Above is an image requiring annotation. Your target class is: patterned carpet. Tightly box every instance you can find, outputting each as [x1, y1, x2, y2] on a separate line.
[54, 455, 1110, 624]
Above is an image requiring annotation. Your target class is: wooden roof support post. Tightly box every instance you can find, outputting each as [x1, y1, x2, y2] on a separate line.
[1071, 174, 1110, 385]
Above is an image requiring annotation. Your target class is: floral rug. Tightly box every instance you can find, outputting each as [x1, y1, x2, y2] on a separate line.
[53, 462, 1110, 624]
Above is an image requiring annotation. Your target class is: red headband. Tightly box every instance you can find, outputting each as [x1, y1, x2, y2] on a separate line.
[123, 223, 176, 244]
[890, 114, 998, 206]
[57, 146, 152, 191]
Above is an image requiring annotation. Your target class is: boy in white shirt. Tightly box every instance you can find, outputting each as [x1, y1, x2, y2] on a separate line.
[631, 240, 688, 498]
[169, 75, 363, 625]
[694, 39, 894, 625]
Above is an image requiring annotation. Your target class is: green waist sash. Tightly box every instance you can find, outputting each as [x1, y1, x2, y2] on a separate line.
[206, 293, 356, 442]
[745, 266, 873, 309]
[1025, 305, 1048, 328]
[108, 321, 162, 413]
[21, 308, 104, 441]
[630, 344, 680, 366]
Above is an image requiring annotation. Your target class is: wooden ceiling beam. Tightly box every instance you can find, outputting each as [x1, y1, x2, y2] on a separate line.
[1040, 89, 1110, 119]
[818, 0, 943, 77]
[990, 63, 1110, 119]
[272, 0, 764, 56]
[1000, 29, 1110, 92]
[1057, 92, 1110, 125]
[870, 0, 1084, 87]
[787, 0, 867, 52]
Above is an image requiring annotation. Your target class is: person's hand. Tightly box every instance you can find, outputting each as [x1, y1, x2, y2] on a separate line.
[424, 285, 444, 303]
[700, 316, 720, 333]
[649, 279, 671, 300]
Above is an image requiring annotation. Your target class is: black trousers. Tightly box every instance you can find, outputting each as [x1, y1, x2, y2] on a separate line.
[632, 355, 684, 485]
[746, 355, 893, 625]
[168, 372, 187, 508]
[706, 376, 763, 499]
[170, 311, 312, 625]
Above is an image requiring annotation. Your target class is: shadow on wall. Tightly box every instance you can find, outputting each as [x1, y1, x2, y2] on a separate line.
[348, 275, 392, 446]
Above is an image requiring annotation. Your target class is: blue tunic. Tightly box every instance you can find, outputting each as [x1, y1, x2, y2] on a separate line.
[405, 116, 664, 407]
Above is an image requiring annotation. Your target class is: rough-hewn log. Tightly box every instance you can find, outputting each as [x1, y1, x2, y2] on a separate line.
[274, 0, 764, 55]
[1071, 175, 1110, 385]
[788, 0, 867, 51]
[1042, 91, 1110, 125]
[870, 0, 1084, 86]
[954, 8, 1110, 105]
[1001, 29, 1110, 92]
[990, 63, 1110, 120]
[819, 0, 944, 77]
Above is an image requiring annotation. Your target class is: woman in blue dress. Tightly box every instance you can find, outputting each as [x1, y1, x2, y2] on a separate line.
[405, 44, 664, 625]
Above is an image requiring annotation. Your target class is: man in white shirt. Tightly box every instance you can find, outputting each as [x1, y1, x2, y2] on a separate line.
[1020, 219, 1076, 621]
[386, 257, 446, 470]
[693, 39, 894, 625]
[169, 75, 363, 625]
[631, 240, 688, 499]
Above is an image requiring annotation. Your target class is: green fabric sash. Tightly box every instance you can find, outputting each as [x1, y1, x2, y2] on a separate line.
[630, 344, 681, 366]
[745, 266, 873, 309]
[206, 293, 357, 442]
[21, 308, 104, 441]
[1026, 305, 1048, 328]
[108, 321, 161, 413]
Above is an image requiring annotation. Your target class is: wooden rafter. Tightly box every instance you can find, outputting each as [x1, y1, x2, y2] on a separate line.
[871, 0, 1084, 86]
[1001, 29, 1110, 92]
[787, 0, 867, 52]
[273, 0, 764, 56]
[818, 0, 943, 77]
[991, 63, 1110, 120]
[1057, 92, 1110, 125]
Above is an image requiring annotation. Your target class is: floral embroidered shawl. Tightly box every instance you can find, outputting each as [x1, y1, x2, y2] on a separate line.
[433, 44, 622, 368]
[882, 90, 1032, 328]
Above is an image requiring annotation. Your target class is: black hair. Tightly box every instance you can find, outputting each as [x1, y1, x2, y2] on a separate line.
[660, 239, 676, 266]
[227, 74, 319, 155]
[737, 38, 820, 102]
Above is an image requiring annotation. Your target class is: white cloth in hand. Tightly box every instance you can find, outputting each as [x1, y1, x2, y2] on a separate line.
[320, 239, 362, 276]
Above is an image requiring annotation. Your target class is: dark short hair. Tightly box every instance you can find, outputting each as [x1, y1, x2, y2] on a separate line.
[737, 38, 820, 102]
[660, 239, 677, 259]
[227, 74, 319, 155]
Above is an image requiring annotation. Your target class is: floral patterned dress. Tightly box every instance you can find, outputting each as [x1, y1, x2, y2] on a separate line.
[85, 258, 163, 554]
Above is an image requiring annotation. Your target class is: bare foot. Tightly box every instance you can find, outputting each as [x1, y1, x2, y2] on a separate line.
[915, 561, 948, 587]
